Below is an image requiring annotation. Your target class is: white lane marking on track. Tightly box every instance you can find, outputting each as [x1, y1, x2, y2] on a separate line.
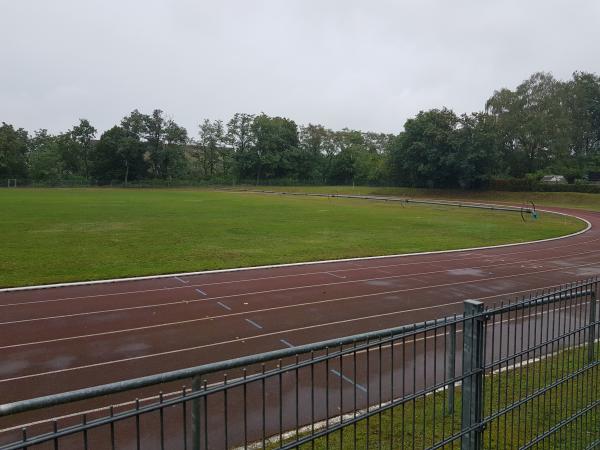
[3, 248, 599, 324]
[1, 259, 596, 361]
[1, 261, 597, 350]
[0, 212, 592, 300]
[330, 369, 367, 393]
[173, 277, 188, 284]
[3, 287, 584, 384]
[326, 272, 346, 279]
[245, 319, 263, 329]
[216, 301, 231, 311]
[280, 339, 295, 348]
[195, 288, 207, 296]
[0, 299, 464, 382]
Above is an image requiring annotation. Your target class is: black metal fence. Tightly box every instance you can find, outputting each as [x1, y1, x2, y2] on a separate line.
[1, 279, 598, 450]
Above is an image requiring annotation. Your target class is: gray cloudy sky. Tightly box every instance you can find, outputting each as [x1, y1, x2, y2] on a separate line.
[1, 1, 599, 135]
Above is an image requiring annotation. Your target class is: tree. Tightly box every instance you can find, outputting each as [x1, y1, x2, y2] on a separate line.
[454, 113, 501, 188]
[162, 118, 189, 179]
[389, 108, 461, 188]
[0, 122, 29, 180]
[70, 119, 97, 178]
[486, 72, 571, 176]
[91, 126, 147, 184]
[120, 109, 147, 138]
[196, 119, 226, 177]
[296, 124, 329, 181]
[226, 113, 255, 181]
[28, 130, 66, 181]
[564, 72, 600, 171]
[326, 129, 364, 184]
[121, 109, 188, 179]
[249, 114, 299, 183]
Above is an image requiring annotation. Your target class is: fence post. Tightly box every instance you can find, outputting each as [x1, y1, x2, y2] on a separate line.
[446, 320, 457, 414]
[461, 300, 485, 450]
[588, 288, 597, 364]
[191, 375, 201, 450]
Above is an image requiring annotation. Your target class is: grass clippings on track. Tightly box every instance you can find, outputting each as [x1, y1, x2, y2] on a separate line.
[0, 188, 585, 288]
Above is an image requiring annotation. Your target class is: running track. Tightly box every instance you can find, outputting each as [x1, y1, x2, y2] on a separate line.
[1, 203, 599, 444]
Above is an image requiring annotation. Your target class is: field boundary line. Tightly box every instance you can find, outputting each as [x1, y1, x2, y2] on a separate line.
[3, 235, 600, 306]
[3, 246, 598, 325]
[0, 205, 591, 293]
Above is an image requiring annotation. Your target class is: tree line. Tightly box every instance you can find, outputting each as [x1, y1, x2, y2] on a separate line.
[1, 71, 599, 189]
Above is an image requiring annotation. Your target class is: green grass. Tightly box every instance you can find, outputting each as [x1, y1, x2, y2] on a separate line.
[0, 188, 585, 288]
[270, 343, 600, 449]
[258, 185, 600, 212]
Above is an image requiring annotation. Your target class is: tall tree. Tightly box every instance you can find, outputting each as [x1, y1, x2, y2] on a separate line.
[454, 112, 501, 188]
[226, 113, 255, 181]
[326, 129, 365, 184]
[0, 122, 29, 180]
[250, 114, 299, 183]
[296, 124, 329, 181]
[70, 119, 97, 179]
[389, 108, 461, 188]
[121, 109, 188, 179]
[486, 72, 570, 176]
[564, 72, 600, 171]
[91, 126, 147, 184]
[196, 119, 226, 177]
[28, 130, 65, 181]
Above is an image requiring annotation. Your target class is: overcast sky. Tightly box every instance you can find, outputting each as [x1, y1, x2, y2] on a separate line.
[1, 1, 599, 136]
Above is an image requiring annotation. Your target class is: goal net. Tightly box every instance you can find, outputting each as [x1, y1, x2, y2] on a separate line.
[7, 179, 17, 188]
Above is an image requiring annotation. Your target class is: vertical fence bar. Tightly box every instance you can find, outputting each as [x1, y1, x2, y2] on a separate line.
[461, 300, 485, 450]
[588, 289, 597, 364]
[446, 321, 457, 415]
[191, 375, 201, 450]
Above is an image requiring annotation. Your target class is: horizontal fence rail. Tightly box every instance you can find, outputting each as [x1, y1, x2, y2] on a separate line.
[219, 188, 538, 217]
[0, 279, 597, 450]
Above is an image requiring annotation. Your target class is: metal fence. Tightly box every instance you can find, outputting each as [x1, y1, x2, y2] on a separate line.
[1, 279, 598, 450]
[220, 189, 538, 220]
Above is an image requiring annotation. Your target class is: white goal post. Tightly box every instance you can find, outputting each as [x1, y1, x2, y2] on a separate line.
[7, 179, 17, 188]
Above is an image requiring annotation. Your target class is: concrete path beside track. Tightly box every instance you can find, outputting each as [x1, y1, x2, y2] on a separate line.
[0, 202, 599, 448]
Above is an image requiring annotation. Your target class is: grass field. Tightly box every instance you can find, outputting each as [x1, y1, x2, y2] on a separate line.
[257, 185, 600, 212]
[0, 188, 585, 288]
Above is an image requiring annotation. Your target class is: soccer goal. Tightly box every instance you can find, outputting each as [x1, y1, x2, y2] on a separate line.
[7, 179, 17, 188]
